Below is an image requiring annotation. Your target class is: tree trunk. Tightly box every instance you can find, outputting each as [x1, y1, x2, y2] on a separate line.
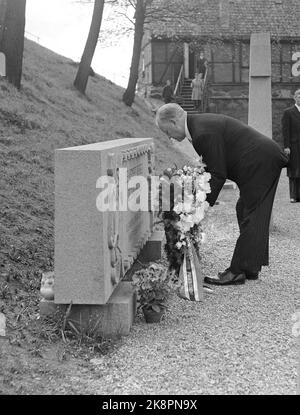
[0, 0, 26, 89]
[122, 0, 146, 107]
[74, 0, 105, 94]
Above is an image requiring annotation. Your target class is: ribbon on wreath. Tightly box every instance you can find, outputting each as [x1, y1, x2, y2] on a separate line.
[178, 236, 205, 302]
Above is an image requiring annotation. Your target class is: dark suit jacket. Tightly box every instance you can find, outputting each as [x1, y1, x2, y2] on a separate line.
[281, 106, 300, 177]
[187, 114, 288, 207]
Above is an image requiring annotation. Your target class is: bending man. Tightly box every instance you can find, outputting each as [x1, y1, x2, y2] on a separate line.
[156, 103, 288, 286]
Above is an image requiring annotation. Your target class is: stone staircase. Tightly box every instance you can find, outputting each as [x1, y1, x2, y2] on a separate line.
[176, 78, 199, 114]
[176, 78, 210, 115]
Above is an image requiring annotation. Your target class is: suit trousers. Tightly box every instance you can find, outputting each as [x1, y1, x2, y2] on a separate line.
[230, 175, 280, 274]
[289, 178, 300, 201]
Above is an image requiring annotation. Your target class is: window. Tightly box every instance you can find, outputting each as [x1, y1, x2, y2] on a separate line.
[210, 42, 235, 83]
[152, 41, 183, 85]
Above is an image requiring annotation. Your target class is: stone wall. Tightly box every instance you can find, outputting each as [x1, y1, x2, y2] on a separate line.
[208, 83, 298, 146]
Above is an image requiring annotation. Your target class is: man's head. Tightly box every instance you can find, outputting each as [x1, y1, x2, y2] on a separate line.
[155, 103, 186, 142]
[166, 79, 171, 86]
[200, 52, 204, 59]
[294, 89, 300, 106]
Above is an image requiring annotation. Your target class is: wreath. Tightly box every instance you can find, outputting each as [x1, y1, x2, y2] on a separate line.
[158, 159, 212, 301]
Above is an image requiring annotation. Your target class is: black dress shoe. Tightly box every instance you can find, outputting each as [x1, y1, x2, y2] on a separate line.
[205, 269, 245, 286]
[219, 268, 259, 281]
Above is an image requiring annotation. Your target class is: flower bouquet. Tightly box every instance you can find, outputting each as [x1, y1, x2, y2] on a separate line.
[159, 159, 212, 301]
[132, 263, 180, 322]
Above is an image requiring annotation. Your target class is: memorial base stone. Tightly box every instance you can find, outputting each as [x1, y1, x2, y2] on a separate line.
[39, 282, 136, 338]
[138, 230, 165, 263]
[40, 299, 59, 316]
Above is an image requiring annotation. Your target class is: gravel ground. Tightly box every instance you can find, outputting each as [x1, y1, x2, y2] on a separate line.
[5, 173, 296, 395]
[70, 173, 299, 395]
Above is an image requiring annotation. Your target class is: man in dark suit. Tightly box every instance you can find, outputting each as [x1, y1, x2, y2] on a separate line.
[156, 103, 288, 286]
[197, 51, 208, 78]
[281, 89, 300, 202]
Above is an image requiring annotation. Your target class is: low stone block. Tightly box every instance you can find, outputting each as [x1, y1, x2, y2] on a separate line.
[61, 282, 137, 338]
[138, 230, 165, 263]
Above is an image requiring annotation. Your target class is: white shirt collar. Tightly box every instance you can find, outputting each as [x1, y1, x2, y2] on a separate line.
[295, 104, 300, 112]
[184, 112, 193, 143]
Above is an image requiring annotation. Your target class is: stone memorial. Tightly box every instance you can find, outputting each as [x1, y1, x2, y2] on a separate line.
[248, 32, 274, 228]
[248, 32, 272, 138]
[48, 137, 163, 336]
[0, 52, 5, 77]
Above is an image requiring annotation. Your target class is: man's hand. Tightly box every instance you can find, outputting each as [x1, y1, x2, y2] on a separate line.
[284, 147, 291, 156]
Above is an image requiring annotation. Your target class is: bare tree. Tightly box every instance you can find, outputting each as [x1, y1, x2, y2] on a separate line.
[74, 0, 105, 93]
[122, 0, 151, 106]
[0, 0, 26, 89]
[121, 0, 198, 106]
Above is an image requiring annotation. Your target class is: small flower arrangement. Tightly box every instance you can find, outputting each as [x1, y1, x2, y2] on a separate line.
[132, 263, 178, 313]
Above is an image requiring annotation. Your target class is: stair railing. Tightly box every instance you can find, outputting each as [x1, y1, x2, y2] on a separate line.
[174, 64, 184, 99]
[201, 68, 209, 112]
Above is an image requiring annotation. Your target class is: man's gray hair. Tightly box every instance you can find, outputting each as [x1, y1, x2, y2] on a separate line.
[294, 89, 300, 96]
[155, 103, 185, 126]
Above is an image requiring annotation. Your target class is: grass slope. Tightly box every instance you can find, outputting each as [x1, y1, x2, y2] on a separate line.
[0, 39, 188, 307]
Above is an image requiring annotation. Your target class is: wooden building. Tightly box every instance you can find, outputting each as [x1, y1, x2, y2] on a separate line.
[140, 0, 300, 142]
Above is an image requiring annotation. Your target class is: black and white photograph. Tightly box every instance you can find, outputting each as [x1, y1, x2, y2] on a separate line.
[0, 0, 300, 397]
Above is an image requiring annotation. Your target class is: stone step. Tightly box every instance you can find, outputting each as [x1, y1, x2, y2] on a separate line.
[182, 108, 200, 113]
[182, 105, 196, 109]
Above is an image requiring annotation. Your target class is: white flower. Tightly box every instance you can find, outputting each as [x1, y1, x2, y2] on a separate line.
[178, 214, 195, 233]
[195, 190, 207, 203]
[193, 207, 205, 224]
[174, 203, 183, 214]
[183, 202, 193, 213]
[197, 173, 211, 193]
[176, 240, 186, 249]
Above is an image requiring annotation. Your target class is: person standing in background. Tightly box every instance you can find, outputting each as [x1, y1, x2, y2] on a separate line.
[281, 89, 300, 202]
[191, 73, 204, 111]
[162, 80, 174, 104]
[197, 51, 208, 78]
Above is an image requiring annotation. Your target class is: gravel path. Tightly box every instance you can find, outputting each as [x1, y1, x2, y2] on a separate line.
[74, 174, 299, 395]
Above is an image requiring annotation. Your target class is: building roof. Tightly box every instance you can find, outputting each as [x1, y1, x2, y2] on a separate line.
[147, 0, 300, 40]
